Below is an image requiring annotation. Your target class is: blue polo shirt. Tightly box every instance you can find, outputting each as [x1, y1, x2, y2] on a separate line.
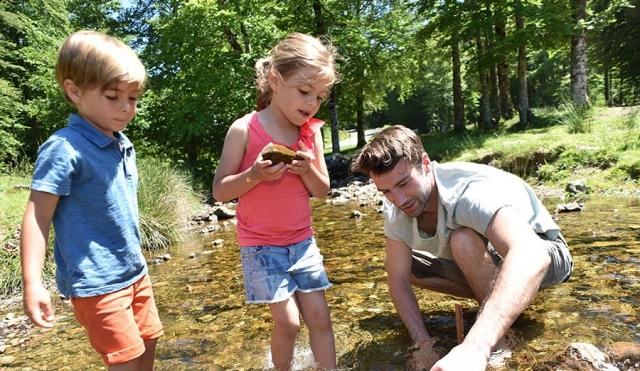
[31, 114, 147, 298]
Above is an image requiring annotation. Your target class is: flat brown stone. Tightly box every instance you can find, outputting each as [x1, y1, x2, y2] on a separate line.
[607, 342, 640, 362]
[262, 143, 302, 165]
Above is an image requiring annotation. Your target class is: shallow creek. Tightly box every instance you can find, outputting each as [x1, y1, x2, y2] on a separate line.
[2, 197, 639, 369]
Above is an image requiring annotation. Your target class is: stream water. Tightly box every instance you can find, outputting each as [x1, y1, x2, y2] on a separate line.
[2, 197, 639, 370]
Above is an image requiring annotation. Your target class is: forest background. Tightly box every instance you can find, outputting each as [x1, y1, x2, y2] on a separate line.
[1, 0, 640, 294]
[2, 0, 639, 178]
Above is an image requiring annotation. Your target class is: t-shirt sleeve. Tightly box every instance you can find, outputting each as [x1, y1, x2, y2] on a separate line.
[382, 199, 402, 241]
[452, 181, 512, 236]
[31, 137, 78, 196]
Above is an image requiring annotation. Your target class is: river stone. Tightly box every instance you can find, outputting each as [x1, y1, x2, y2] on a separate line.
[0, 356, 15, 365]
[262, 143, 301, 165]
[608, 342, 640, 362]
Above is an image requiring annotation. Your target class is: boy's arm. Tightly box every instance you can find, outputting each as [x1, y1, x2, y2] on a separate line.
[212, 119, 287, 202]
[21, 190, 59, 328]
[290, 131, 330, 198]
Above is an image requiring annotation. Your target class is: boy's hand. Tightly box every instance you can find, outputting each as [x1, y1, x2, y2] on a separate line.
[288, 141, 314, 176]
[23, 283, 54, 328]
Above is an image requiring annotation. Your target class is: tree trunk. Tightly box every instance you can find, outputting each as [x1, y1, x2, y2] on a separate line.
[476, 36, 492, 130]
[328, 89, 340, 153]
[452, 30, 465, 133]
[495, 18, 513, 119]
[489, 62, 501, 126]
[570, 0, 589, 108]
[514, 0, 530, 128]
[619, 69, 623, 105]
[312, 0, 340, 153]
[356, 89, 366, 147]
[604, 62, 611, 106]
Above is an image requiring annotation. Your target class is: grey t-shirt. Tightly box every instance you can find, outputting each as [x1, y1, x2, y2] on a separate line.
[383, 161, 559, 259]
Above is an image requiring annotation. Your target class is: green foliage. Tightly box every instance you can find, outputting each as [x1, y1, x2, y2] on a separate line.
[537, 147, 618, 182]
[615, 157, 640, 180]
[1, 0, 71, 164]
[137, 157, 201, 252]
[623, 106, 640, 130]
[0, 173, 30, 296]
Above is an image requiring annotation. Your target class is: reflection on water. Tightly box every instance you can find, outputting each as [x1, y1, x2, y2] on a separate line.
[4, 198, 640, 369]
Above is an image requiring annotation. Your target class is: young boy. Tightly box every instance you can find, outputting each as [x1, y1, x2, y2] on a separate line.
[20, 30, 163, 371]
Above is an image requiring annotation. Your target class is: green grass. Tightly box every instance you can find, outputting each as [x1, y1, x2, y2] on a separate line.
[137, 157, 202, 252]
[421, 105, 640, 195]
[0, 157, 202, 297]
[0, 172, 31, 296]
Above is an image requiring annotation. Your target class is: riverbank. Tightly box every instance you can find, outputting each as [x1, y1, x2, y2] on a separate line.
[1, 105, 638, 298]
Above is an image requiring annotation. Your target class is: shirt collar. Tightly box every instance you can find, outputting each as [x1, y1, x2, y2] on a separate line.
[68, 114, 133, 150]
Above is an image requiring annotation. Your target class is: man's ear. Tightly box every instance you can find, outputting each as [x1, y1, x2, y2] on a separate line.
[421, 152, 431, 173]
[62, 79, 82, 104]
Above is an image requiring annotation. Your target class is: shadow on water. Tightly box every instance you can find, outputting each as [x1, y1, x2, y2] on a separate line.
[3, 197, 640, 369]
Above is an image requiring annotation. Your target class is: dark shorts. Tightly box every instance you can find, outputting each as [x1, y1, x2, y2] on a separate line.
[411, 233, 573, 289]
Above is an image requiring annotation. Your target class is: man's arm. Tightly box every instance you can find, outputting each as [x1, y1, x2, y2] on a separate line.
[431, 206, 551, 370]
[385, 237, 432, 344]
[21, 190, 59, 328]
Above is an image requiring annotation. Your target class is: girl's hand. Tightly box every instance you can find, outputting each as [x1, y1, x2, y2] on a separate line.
[251, 144, 288, 182]
[288, 141, 314, 176]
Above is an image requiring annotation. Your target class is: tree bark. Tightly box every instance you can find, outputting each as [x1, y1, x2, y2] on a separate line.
[495, 18, 513, 119]
[476, 36, 493, 130]
[604, 62, 611, 106]
[570, 0, 589, 108]
[514, 0, 531, 128]
[356, 89, 366, 147]
[312, 0, 340, 153]
[328, 89, 341, 153]
[452, 29, 465, 133]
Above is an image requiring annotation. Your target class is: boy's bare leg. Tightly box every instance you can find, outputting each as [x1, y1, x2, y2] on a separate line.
[108, 359, 139, 371]
[296, 291, 336, 369]
[107, 338, 157, 371]
[269, 297, 301, 370]
[139, 338, 158, 371]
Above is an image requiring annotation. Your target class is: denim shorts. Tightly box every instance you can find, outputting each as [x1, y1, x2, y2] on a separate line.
[240, 237, 332, 304]
[411, 233, 573, 289]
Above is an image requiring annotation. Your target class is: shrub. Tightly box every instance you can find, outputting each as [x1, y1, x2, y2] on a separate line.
[137, 158, 201, 252]
[559, 102, 592, 133]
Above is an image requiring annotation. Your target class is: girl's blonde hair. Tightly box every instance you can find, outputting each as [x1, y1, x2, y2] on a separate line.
[56, 30, 146, 101]
[255, 32, 338, 110]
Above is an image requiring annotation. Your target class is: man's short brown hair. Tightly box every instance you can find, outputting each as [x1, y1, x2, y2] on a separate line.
[350, 125, 425, 177]
[56, 30, 146, 102]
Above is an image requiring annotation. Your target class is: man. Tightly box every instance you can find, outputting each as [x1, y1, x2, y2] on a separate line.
[350, 125, 573, 370]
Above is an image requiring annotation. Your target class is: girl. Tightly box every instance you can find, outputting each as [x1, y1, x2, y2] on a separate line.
[212, 33, 338, 370]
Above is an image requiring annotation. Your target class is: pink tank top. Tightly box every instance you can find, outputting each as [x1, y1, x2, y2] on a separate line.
[236, 112, 324, 247]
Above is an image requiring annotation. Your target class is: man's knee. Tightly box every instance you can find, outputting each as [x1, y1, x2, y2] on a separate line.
[449, 227, 485, 256]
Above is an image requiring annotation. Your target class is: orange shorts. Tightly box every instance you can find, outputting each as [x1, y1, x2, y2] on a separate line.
[71, 274, 164, 365]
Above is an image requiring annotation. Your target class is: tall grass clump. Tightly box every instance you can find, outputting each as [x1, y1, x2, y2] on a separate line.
[624, 106, 640, 130]
[559, 102, 593, 133]
[137, 158, 201, 253]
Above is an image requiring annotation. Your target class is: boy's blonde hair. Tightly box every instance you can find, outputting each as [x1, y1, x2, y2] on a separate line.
[56, 30, 146, 101]
[255, 32, 339, 110]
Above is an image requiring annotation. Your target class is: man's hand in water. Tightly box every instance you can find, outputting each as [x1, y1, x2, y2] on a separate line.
[430, 342, 489, 371]
[407, 338, 440, 371]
